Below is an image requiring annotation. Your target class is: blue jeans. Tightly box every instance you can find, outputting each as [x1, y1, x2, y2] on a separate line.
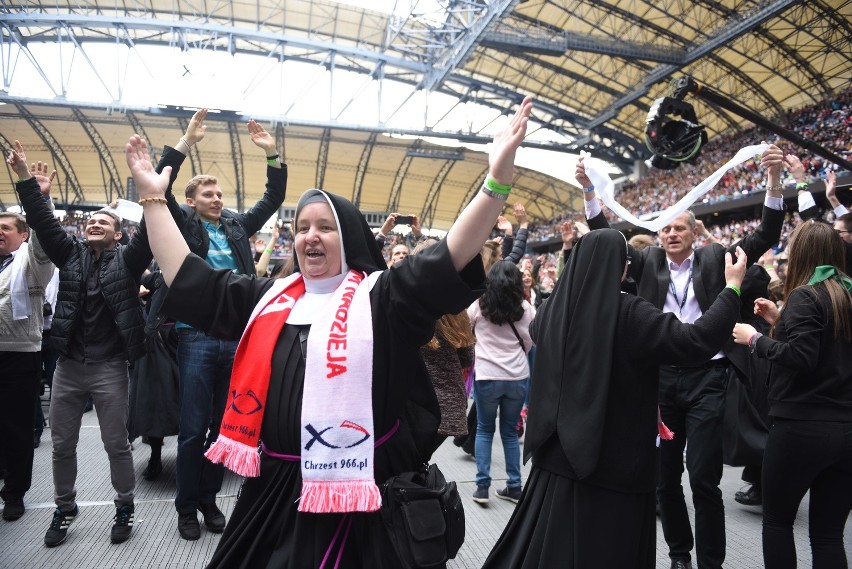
[474, 379, 526, 489]
[175, 329, 238, 514]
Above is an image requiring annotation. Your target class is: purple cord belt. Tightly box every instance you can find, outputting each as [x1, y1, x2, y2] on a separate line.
[259, 419, 400, 569]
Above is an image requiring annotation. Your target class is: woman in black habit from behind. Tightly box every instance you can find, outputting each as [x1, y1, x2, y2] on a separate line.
[482, 228, 747, 568]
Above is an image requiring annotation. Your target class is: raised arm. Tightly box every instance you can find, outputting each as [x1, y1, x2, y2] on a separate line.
[446, 96, 532, 271]
[234, 120, 287, 235]
[9, 141, 74, 268]
[126, 135, 189, 286]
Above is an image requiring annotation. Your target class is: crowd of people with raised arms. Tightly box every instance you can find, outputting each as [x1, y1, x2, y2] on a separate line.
[1, 87, 850, 569]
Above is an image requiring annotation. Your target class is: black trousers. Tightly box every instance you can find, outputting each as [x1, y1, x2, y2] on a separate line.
[657, 361, 727, 569]
[0, 351, 41, 502]
[762, 418, 852, 569]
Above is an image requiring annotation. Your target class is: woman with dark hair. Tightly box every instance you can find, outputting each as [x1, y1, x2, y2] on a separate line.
[482, 229, 747, 568]
[468, 260, 533, 505]
[125, 96, 533, 568]
[733, 219, 852, 569]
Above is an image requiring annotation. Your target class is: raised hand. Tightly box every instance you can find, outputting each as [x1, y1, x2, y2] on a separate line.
[488, 96, 533, 186]
[513, 202, 528, 227]
[724, 245, 747, 289]
[575, 156, 593, 189]
[184, 108, 208, 146]
[760, 143, 784, 187]
[410, 214, 422, 237]
[126, 135, 171, 198]
[248, 120, 277, 155]
[784, 153, 805, 183]
[380, 213, 398, 236]
[825, 170, 837, 200]
[31, 161, 57, 196]
[754, 297, 780, 325]
[7, 140, 32, 180]
[496, 215, 513, 236]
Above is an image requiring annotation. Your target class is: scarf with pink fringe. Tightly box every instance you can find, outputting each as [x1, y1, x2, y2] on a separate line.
[205, 269, 380, 513]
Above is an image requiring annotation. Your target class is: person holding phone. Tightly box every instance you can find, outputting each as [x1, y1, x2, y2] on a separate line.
[376, 213, 423, 265]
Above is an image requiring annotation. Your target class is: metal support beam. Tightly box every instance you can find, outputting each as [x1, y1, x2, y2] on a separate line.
[315, 127, 331, 191]
[588, 0, 800, 129]
[352, 132, 378, 208]
[421, 159, 457, 228]
[125, 111, 158, 163]
[16, 103, 84, 205]
[386, 140, 421, 213]
[227, 121, 244, 213]
[418, 0, 521, 92]
[483, 26, 686, 64]
[71, 107, 124, 202]
[275, 123, 287, 164]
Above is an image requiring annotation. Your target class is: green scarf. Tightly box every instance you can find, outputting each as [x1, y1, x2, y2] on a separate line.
[807, 265, 852, 292]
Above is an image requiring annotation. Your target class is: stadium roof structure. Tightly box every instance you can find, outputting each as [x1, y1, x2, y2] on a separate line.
[1, 0, 849, 229]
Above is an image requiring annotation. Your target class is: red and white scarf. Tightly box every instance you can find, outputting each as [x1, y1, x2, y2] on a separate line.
[205, 269, 381, 513]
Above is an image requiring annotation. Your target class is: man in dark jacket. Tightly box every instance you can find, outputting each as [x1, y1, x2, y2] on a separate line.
[154, 109, 286, 540]
[577, 145, 786, 569]
[12, 143, 152, 549]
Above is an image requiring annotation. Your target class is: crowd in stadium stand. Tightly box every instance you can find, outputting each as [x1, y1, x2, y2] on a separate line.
[525, 86, 851, 242]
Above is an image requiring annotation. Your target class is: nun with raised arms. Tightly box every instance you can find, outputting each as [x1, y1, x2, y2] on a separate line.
[482, 228, 748, 569]
[125, 96, 532, 569]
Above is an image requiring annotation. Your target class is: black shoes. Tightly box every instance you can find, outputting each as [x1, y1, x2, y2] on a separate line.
[110, 503, 134, 544]
[198, 502, 226, 533]
[2, 498, 25, 521]
[472, 485, 489, 505]
[142, 459, 163, 481]
[671, 560, 693, 569]
[735, 484, 762, 506]
[496, 486, 522, 504]
[44, 505, 78, 547]
[178, 512, 201, 541]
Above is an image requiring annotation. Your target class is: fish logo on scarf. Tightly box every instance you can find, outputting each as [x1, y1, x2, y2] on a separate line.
[229, 389, 263, 415]
[304, 420, 372, 450]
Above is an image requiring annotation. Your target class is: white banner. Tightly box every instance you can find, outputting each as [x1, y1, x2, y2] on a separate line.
[582, 144, 768, 232]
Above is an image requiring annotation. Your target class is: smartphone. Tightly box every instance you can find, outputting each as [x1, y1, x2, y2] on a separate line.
[396, 215, 414, 225]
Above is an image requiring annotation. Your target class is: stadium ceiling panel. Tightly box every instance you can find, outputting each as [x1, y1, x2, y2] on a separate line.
[0, 0, 849, 229]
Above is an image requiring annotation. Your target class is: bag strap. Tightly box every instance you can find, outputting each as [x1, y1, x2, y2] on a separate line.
[508, 321, 525, 352]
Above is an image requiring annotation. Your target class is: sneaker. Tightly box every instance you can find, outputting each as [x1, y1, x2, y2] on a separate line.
[472, 485, 489, 505]
[3, 498, 25, 521]
[110, 504, 134, 544]
[198, 502, 226, 533]
[496, 486, 522, 504]
[44, 505, 78, 547]
[178, 512, 201, 541]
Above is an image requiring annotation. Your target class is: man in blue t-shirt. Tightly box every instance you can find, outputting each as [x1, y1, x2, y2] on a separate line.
[154, 109, 287, 540]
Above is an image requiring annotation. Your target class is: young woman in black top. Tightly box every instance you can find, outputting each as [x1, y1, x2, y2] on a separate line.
[733, 219, 852, 569]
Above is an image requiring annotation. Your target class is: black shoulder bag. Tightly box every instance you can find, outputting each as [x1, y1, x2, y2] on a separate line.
[380, 463, 465, 568]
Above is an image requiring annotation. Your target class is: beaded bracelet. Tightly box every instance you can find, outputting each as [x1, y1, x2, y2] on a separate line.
[138, 197, 168, 206]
